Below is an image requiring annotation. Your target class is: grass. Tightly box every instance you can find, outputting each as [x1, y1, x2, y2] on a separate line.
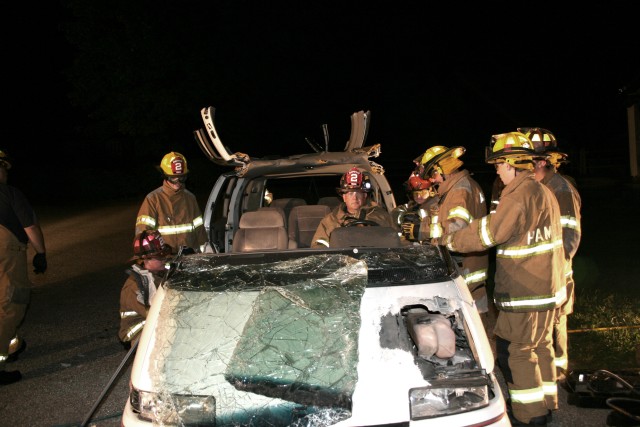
[568, 290, 640, 371]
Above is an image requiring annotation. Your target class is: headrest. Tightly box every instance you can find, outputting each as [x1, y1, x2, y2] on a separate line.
[239, 210, 285, 229]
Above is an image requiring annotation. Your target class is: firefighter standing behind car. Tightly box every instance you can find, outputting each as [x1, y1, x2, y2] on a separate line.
[0, 150, 47, 386]
[118, 230, 172, 349]
[523, 127, 582, 382]
[136, 152, 207, 254]
[311, 167, 394, 248]
[435, 132, 566, 426]
[401, 146, 497, 346]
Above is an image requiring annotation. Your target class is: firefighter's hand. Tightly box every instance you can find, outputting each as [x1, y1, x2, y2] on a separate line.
[401, 217, 425, 241]
[180, 246, 196, 255]
[33, 253, 47, 274]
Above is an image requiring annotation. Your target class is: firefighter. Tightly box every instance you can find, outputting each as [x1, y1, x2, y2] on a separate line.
[522, 127, 582, 382]
[401, 146, 497, 346]
[434, 132, 566, 426]
[118, 230, 172, 349]
[391, 171, 436, 235]
[0, 150, 47, 386]
[135, 152, 207, 254]
[311, 167, 394, 248]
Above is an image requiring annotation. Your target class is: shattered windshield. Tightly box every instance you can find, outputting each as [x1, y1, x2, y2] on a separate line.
[145, 247, 453, 426]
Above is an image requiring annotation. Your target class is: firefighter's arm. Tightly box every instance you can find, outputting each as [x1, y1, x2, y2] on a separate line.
[25, 224, 47, 274]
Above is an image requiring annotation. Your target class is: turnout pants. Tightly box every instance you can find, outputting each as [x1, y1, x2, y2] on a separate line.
[554, 275, 575, 372]
[0, 227, 30, 370]
[495, 309, 557, 424]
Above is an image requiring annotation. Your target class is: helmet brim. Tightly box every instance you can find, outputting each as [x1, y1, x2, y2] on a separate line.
[336, 187, 370, 195]
[418, 146, 465, 178]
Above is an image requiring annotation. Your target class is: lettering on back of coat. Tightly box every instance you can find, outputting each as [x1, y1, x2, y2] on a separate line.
[527, 226, 552, 245]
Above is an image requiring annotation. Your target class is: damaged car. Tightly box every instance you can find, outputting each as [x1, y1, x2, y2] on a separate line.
[121, 107, 510, 427]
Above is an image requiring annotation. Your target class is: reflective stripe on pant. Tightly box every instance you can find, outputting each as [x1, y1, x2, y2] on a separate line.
[495, 309, 557, 424]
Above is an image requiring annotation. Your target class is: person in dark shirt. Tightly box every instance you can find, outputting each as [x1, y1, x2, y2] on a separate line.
[0, 149, 47, 386]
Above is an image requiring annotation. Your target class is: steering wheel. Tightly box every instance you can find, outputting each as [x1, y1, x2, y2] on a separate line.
[344, 219, 379, 227]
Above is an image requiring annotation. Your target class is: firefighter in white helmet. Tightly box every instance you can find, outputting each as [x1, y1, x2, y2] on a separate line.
[118, 230, 172, 349]
[135, 152, 207, 254]
[522, 127, 582, 382]
[435, 132, 566, 425]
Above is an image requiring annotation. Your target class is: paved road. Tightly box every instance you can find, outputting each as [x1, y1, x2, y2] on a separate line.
[1, 186, 636, 426]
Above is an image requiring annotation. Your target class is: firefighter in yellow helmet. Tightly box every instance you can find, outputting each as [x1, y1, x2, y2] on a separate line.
[435, 132, 566, 425]
[522, 127, 582, 382]
[118, 230, 172, 349]
[1, 150, 47, 385]
[403, 145, 496, 348]
[135, 152, 207, 254]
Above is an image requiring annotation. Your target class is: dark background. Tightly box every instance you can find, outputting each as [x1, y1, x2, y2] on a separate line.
[6, 1, 640, 204]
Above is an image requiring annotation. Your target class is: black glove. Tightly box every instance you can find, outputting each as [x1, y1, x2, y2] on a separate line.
[401, 216, 424, 242]
[180, 246, 196, 255]
[33, 253, 47, 274]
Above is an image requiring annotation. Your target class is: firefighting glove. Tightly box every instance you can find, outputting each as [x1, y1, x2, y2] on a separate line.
[180, 246, 196, 255]
[401, 216, 426, 242]
[33, 253, 47, 274]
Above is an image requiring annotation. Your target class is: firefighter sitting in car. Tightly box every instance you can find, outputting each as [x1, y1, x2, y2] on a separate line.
[311, 167, 394, 248]
[118, 230, 172, 350]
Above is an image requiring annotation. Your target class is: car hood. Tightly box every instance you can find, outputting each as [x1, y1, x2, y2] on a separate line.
[132, 247, 492, 426]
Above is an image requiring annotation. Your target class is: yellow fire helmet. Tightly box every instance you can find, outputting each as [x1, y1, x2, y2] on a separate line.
[0, 149, 12, 170]
[160, 152, 189, 177]
[413, 145, 465, 179]
[485, 132, 536, 170]
[518, 127, 569, 166]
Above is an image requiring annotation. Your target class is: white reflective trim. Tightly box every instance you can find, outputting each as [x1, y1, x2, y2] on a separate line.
[158, 223, 195, 235]
[136, 215, 156, 227]
[560, 216, 580, 230]
[193, 216, 204, 227]
[120, 311, 139, 319]
[497, 239, 562, 258]
[510, 386, 545, 404]
[500, 295, 557, 309]
[555, 356, 568, 369]
[479, 216, 493, 247]
[315, 239, 330, 248]
[448, 206, 472, 223]
[555, 286, 567, 306]
[464, 269, 487, 284]
[543, 381, 558, 395]
[125, 320, 146, 341]
[0, 355, 8, 362]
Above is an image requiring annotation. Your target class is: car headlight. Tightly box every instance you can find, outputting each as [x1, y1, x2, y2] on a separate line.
[130, 388, 215, 424]
[409, 376, 490, 420]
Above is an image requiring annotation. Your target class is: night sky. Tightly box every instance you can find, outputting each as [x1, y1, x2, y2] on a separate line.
[6, 2, 640, 202]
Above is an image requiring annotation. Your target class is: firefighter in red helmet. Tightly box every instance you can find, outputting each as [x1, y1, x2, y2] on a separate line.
[311, 167, 393, 248]
[118, 230, 172, 349]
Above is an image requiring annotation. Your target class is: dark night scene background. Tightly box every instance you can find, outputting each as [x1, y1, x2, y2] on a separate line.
[5, 1, 640, 204]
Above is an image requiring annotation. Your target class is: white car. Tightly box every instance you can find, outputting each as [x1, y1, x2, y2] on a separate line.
[122, 107, 510, 427]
